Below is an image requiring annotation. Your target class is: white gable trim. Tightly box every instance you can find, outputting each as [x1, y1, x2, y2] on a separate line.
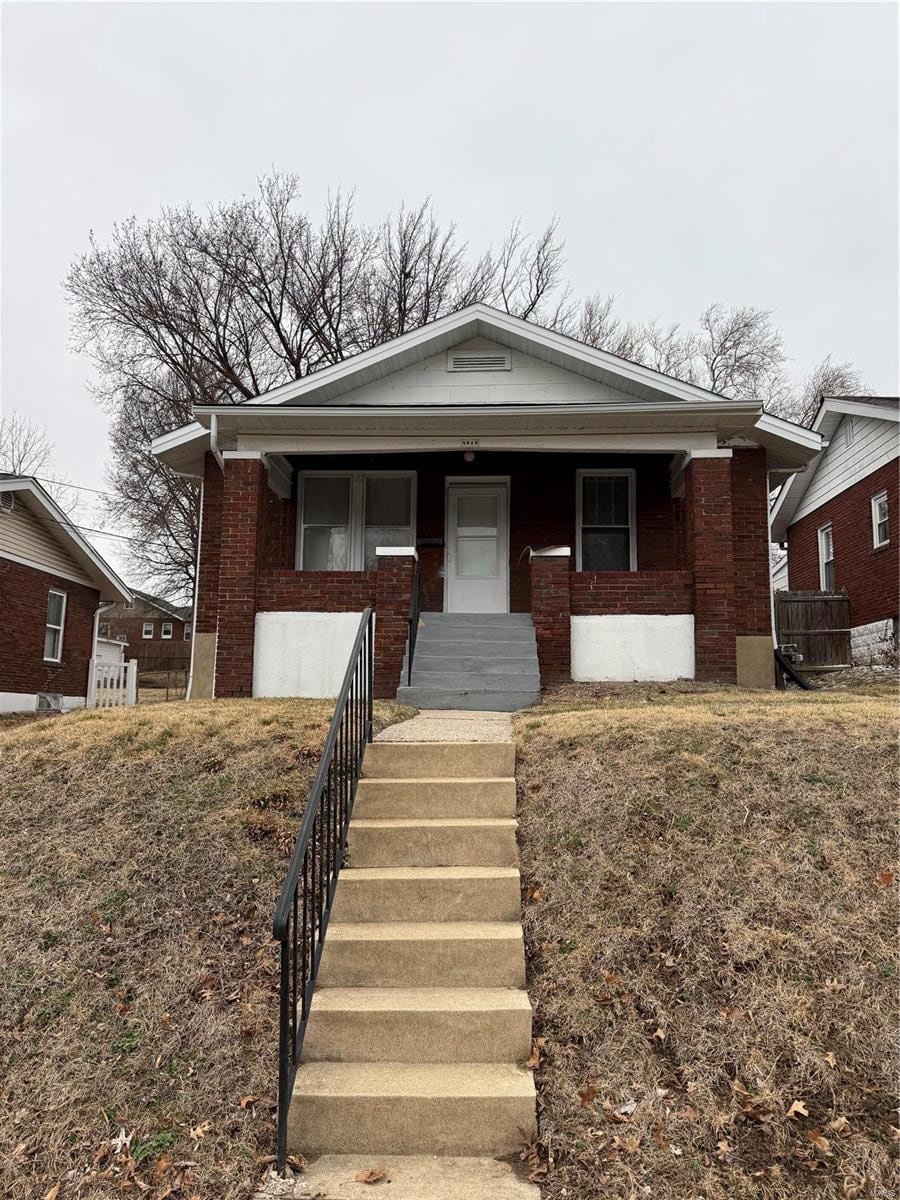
[0, 478, 131, 602]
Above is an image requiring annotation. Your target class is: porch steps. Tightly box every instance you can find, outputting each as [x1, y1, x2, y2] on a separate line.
[397, 613, 541, 711]
[287, 733, 538, 1178]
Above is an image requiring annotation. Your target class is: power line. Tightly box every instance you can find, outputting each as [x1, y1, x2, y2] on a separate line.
[10, 505, 181, 551]
[34, 475, 119, 498]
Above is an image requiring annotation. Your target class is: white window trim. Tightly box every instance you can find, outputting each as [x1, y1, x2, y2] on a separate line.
[44, 589, 67, 663]
[575, 468, 637, 572]
[817, 522, 834, 590]
[184, 626, 192, 640]
[142, 622, 154, 639]
[871, 489, 889, 548]
[295, 470, 417, 571]
[161, 621, 173, 639]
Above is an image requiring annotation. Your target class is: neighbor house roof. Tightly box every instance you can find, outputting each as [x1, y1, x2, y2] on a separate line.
[770, 397, 900, 541]
[130, 588, 192, 622]
[0, 475, 132, 602]
[151, 303, 822, 477]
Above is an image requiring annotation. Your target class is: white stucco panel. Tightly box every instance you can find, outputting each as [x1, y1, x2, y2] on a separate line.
[571, 614, 695, 681]
[253, 612, 368, 698]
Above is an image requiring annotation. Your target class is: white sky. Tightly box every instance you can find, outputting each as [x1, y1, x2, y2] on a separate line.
[2, 1, 897, 582]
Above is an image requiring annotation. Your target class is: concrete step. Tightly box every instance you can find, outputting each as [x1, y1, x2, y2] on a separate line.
[317, 921, 526, 988]
[363, 741, 515, 780]
[330, 866, 521, 923]
[288, 1061, 536, 1156]
[421, 612, 534, 627]
[396, 686, 540, 712]
[409, 651, 538, 671]
[354, 777, 516, 819]
[409, 671, 540, 690]
[287, 1154, 541, 1199]
[302, 987, 532, 1063]
[416, 626, 536, 645]
[348, 818, 519, 868]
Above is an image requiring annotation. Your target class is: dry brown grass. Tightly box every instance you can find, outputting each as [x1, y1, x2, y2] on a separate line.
[0, 698, 410, 1200]
[514, 682, 898, 1199]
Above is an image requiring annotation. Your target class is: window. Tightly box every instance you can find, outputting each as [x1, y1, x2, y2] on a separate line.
[298, 472, 415, 571]
[142, 622, 154, 639]
[161, 621, 173, 639]
[818, 524, 835, 590]
[184, 626, 192, 641]
[871, 490, 889, 548]
[576, 470, 636, 571]
[44, 590, 66, 662]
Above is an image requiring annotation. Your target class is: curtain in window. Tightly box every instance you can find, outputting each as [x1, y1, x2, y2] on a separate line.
[301, 477, 351, 570]
[364, 476, 413, 568]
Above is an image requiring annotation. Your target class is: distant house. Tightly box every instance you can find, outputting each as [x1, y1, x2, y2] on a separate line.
[771, 397, 899, 662]
[0, 475, 131, 712]
[101, 589, 192, 667]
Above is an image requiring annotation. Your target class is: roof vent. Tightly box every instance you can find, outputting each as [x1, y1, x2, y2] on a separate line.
[447, 351, 511, 373]
[0, 492, 15, 515]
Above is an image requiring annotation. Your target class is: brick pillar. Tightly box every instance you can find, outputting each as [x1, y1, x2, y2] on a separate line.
[530, 550, 571, 685]
[196, 452, 224, 635]
[215, 458, 266, 698]
[731, 448, 773, 638]
[686, 455, 737, 682]
[374, 551, 416, 699]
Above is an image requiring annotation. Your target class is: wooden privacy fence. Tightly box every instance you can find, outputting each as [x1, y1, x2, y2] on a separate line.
[87, 658, 138, 708]
[774, 590, 851, 671]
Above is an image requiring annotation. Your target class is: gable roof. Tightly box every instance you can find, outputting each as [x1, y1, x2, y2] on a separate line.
[130, 588, 191, 621]
[151, 304, 823, 476]
[0, 476, 132, 602]
[770, 397, 900, 539]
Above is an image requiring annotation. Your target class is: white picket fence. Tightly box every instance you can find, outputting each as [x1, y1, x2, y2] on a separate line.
[87, 658, 138, 709]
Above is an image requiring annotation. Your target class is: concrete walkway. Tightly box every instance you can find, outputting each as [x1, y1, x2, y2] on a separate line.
[377, 709, 513, 743]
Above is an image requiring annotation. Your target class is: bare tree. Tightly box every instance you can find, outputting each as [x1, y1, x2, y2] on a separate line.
[0, 413, 78, 512]
[782, 355, 869, 427]
[66, 172, 865, 592]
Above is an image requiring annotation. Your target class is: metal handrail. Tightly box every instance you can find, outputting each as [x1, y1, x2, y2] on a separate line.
[406, 556, 421, 687]
[272, 607, 375, 1169]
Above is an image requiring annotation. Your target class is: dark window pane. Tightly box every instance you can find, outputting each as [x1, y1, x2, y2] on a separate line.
[582, 475, 629, 527]
[582, 527, 630, 571]
[823, 559, 835, 591]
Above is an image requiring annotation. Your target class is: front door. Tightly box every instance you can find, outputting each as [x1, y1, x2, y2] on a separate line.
[445, 482, 509, 613]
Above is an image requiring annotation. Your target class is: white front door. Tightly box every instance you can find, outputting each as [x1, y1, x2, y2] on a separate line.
[445, 482, 509, 613]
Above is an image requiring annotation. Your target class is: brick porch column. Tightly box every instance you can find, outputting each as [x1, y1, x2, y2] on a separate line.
[685, 454, 737, 683]
[215, 457, 266, 698]
[530, 547, 571, 685]
[374, 549, 417, 699]
[731, 447, 775, 687]
[189, 452, 226, 699]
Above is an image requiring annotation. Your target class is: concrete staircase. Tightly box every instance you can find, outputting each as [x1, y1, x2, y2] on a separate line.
[287, 737, 538, 1197]
[397, 613, 541, 712]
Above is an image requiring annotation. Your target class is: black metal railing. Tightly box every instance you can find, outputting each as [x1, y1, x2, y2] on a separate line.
[272, 607, 375, 1169]
[406, 556, 421, 686]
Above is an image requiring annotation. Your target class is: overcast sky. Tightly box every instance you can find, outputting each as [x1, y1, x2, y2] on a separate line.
[2, 1, 897, 581]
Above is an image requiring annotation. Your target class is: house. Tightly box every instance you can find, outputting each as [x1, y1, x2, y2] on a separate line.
[771, 397, 899, 663]
[100, 589, 192, 667]
[0, 475, 131, 711]
[151, 304, 822, 706]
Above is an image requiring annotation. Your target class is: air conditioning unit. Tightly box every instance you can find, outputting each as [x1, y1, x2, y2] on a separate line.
[0, 492, 15, 515]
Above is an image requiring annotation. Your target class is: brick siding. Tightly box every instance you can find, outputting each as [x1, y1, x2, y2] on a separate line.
[215, 459, 266, 698]
[685, 457, 737, 682]
[196, 452, 224, 635]
[731, 448, 773, 637]
[257, 570, 376, 612]
[0, 559, 98, 698]
[570, 571, 694, 615]
[373, 555, 416, 698]
[530, 555, 572, 684]
[787, 459, 898, 630]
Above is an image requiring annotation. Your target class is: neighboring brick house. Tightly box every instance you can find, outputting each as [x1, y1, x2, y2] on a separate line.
[0, 475, 131, 711]
[101, 590, 192, 667]
[771, 396, 899, 662]
[152, 303, 822, 703]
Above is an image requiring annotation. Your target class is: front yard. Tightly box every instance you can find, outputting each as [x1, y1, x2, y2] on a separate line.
[515, 679, 898, 1199]
[0, 698, 409, 1200]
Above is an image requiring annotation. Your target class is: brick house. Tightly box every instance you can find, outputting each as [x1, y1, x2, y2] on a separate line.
[771, 396, 899, 662]
[101, 589, 192, 668]
[0, 475, 131, 711]
[152, 304, 822, 706]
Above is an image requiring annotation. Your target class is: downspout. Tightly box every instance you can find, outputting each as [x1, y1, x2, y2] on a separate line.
[89, 601, 116, 706]
[185, 478, 203, 700]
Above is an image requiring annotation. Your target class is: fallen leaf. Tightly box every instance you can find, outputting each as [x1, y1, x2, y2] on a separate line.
[824, 1052, 837, 1069]
[876, 868, 895, 888]
[524, 884, 544, 903]
[612, 1134, 640, 1154]
[829, 1115, 852, 1135]
[354, 1166, 388, 1184]
[678, 1106, 697, 1122]
[652, 1027, 666, 1042]
[43, 1187, 60, 1200]
[524, 1038, 545, 1070]
[786, 1099, 809, 1119]
[578, 1084, 599, 1110]
[807, 1129, 833, 1156]
[188, 1120, 212, 1142]
[239, 1095, 259, 1109]
[715, 1138, 734, 1161]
